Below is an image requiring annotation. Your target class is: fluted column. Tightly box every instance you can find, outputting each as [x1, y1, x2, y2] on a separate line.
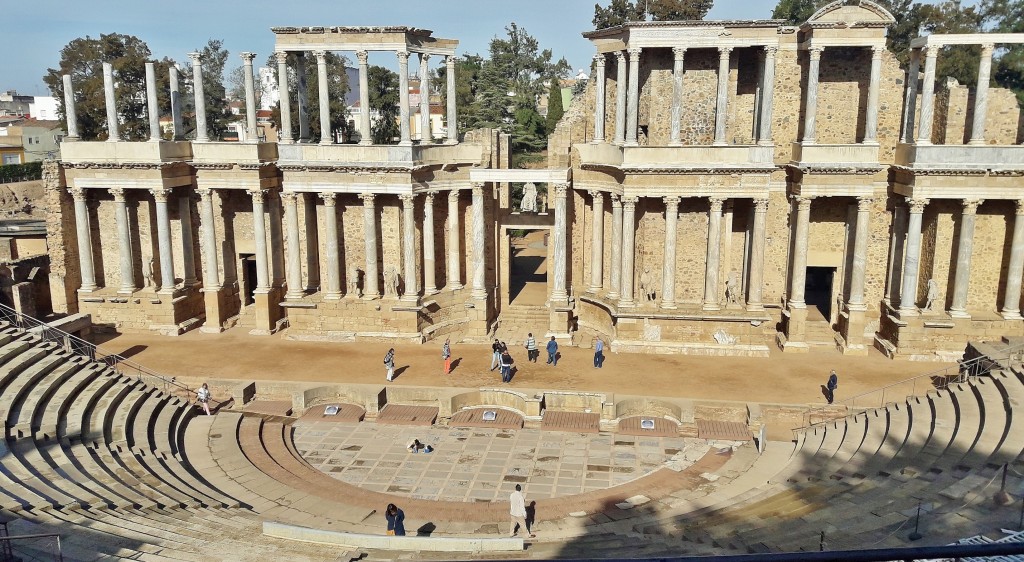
[669, 47, 686, 146]
[1002, 200, 1024, 320]
[662, 196, 680, 309]
[608, 195, 623, 300]
[357, 51, 372, 145]
[419, 53, 431, 142]
[471, 183, 487, 300]
[188, 52, 208, 142]
[901, 50, 921, 143]
[552, 183, 568, 303]
[70, 188, 97, 292]
[447, 190, 463, 290]
[864, 46, 883, 143]
[848, 197, 872, 309]
[969, 44, 995, 145]
[361, 194, 380, 299]
[614, 52, 627, 146]
[789, 196, 813, 308]
[145, 62, 160, 141]
[593, 54, 607, 143]
[282, 192, 303, 299]
[713, 47, 733, 146]
[296, 51, 310, 143]
[314, 51, 331, 145]
[899, 198, 929, 313]
[423, 193, 437, 295]
[757, 47, 777, 146]
[916, 47, 938, 145]
[802, 47, 823, 144]
[625, 48, 641, 146]
[241, 52, 258, 143]
[198, 189, 221, 290]
[619, 197, 638, 307]
[589, 190, 605, 292]
[170, 66, 184, 140]
[321, 193, 341, 299]
[62, 75, 79, 141]
[250, 190, 271, 291]
[703, 198, 725, 310]
[102, 62, 119, 142]
[950, 199, 982, 318]
[275, 52, 293, 144]
[397, 52, 412, 146]
[111, 189, 134, 293]
[179, 194, 196, 286]
[446, 56, 458, 144]
[400, 194, 419, 301]
[151, 188, 175, 292]
[747, 198, 769, 311]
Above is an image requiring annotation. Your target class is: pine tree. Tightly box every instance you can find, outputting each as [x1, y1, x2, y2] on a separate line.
[544, 79, 564, 134]
[368, 65, 401, 144]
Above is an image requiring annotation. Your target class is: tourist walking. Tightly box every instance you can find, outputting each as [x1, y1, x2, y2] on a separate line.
[509, 484, 535, 538]
[546, 336, 558, 366]
[594, 337, 605, 368]
[500, 348, 514, 383]
[384, 348, 396, 382]
[196, 383, 211, 416]
[524, 333, 538, 362]
[491, 339, 502, 371]
[826, 369, 839, 404]
[385, 503, 406, 536]
[442, 337, 452, 374]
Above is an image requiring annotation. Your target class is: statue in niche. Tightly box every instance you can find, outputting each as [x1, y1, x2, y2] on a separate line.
[725, 270, 740, 306]
[925, 278, 938, 311]
[144, 257, 156, 290]
[520, 183, 538, 213]
[539, 194, 548, 214]
[639, 267, 656, 304]
[384, 265, 400, 299]
[347, 266, 362, 298]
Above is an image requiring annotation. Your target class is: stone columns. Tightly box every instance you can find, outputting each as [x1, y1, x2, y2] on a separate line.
[111, 189, 135, 293]
[397, 52, 412, 146]
[170, 65, 184, 140]
[314, 51, 331, 145]
[899, 198, 928, 313]
[446, 56, 458, 144]
[241, 52, 258, 143]
[188, 52, 208, 142]
[625, 48, 641, 146]
[552, 183, 569, 303]
[619, 197, 638, 307]
[400, 194, 419, 301]
[969, 44, 995, 145]
[713, 47, 733, 146]
[321, 193, 342, 299]
[471, 183, 487, 300]
[447, 190, 463, 290]
[198, 189, 221, 290]
[901, 50, 921, 143]
[179, 194, 196, 286]
[802, 47, 823, 144]
[1001, 200, 1024, 320]
[423, 193, 437, 295]
[357, 51, 372, 145]
[703, 198, 725, 310]
[304, 194, 320, 292]
[916, 47, 938, 145]
[593, 54, 607, 143]
[757, 47, 777, 146]
[296, 51, 310, 143]
[864, 46, 883, 144]
[949, 199, 982, 318]
[275, 52, 293, 144]
[145, 62, 160, 141]
[662, 196, 680, 309]
[848, 197, 872, 309]
[70, 188, 97, 292]
[62, 75, 79, 141]
[614, 52, 627, 146]
[608, 195, 623, 300]
[419, 53, 431, 142]
[669, 48, 686, 147]
[361, 193, 380, 299]
[151, 188, 176, 292]
[589, 190, 604, 292]
[747, 198, 768, 311]
[102, 62, 119, 142]
[282, 192, 303, 299]
[789, 196, 813, 308]
[249, 190, 271, 292]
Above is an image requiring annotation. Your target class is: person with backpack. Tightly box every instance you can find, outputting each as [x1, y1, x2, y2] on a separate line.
[826, 370, 838, 404]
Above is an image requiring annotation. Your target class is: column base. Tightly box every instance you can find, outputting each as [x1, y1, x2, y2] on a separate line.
[447, 283, 464, 291]
[660, 302, 677, 310]
[117, 287, 137, 295]
[606, 291, 620, 301]
[471, 289, 488, 300]
[401, 295, 421, 304]
[968, 138, 986, 146]
[624, 141, 639, 147]
[319, 141, 332, 146]
[362, 293, 381, 301]
[1000, 309, 1022, 321]
[324, 292, 343, 301]
[701, 302, 721, 312]
[591, 138, 606, 145]
[398, 140, 412, 147]
[668, 141, 682, 147]
[359, 140, 373, 146]
[285, 291, 305, 300]
[77, 286, 99, 294]
[618, 299, 635, 308]
[745, 302, 764, 312]
[424, 288, 439, 296]
[898, 306, 921, 316]
[587, 285, 603, 293]
[948, 308, 971, 319]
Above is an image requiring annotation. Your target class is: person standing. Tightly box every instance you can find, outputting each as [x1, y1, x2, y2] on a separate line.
[491, 339, 502, 371]
[500, 347, 514, 383]
[594, 337, 604, 369]
[524, 333, 538, 363]
[546, 336, 558, 366]
[385, 503, 406, 536]
[384, 348, 396, 382]
[196, 383, 212, 416]
[826, 369, 839, 404]
[509, 484, 535, 538]
[442, 338, 452, 374]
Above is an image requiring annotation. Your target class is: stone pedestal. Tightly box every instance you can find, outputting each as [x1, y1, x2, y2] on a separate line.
[251, 288, 283, 336]
[200, 288, 229, 333]
[779, 306, 809, 353]
[838, 306, 869, 356]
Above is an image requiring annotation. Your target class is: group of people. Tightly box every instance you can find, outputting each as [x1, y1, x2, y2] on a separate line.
[383, 483, 535, 539]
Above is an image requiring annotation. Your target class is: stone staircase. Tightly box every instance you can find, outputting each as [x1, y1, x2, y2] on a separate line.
[804, 320, 839, 350]
[494, 305, 550, 344]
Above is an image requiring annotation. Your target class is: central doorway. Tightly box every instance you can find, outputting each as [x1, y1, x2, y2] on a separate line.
[509, 229, 548, 306]
[241, 255, 257, 306]
[805, 266, 835, 321]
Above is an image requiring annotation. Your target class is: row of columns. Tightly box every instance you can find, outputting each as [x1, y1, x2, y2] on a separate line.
[801, 45, 884, 145]
[593, 45, 778, 146]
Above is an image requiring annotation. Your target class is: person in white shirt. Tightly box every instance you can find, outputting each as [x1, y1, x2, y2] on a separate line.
[196, 383, 211, 416]
[509, 484, 534, 538]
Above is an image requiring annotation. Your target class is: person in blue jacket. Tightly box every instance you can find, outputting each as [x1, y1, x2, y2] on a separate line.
[385, 503, 406, 536]
[546, 336, 559, 366]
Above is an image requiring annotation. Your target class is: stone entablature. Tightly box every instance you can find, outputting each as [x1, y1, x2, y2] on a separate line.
[271, 26, 458, 55]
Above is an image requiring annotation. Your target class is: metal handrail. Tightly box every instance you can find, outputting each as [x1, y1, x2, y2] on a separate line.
[0, 303, 196, 402]
[1, 532, 62, 562]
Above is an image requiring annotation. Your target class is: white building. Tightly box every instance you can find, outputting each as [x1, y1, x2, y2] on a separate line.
[29, 97, 58, 121]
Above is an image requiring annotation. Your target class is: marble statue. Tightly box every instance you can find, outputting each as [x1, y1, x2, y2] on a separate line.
[725, 270, 740, 305]
[144, 257, 155, 290]
[384, 265, 400, 298]
[347, 266, 362, 298]
[925, 278, 938, 311]
[520, 183, 537, 213]
[639, 267, 656, 303]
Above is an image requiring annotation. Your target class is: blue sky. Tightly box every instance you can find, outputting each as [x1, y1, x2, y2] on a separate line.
[6, 0, 961, 96]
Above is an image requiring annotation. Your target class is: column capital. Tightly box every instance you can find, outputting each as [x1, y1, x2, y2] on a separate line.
[962, 199, 984, 214]
[356, 50, 368, 65]
[857, 196, 874, 211]
[753, 198, 769, 211]
[921, 45, 938, 59]
[110, 187, 126, 202]
[808, 46, 824, 59]
[792, 194, 814, 211]
[610, 193, 622, 207]
[240, 52, 257, 64]
[399, 193, 416, 205]
[869, 44, 884, 58]
[718, 46, 733, 59]
[187, 51, 203, 65]
[627, 47, 641, 61]
[321, 192, 336, 206]
[424, 192, 435, 205]
[764, 46, 779, 58]
[280, 191, 298, 204]
[274, 51, 289, 64]
[593, 53, 607, 67]
[981, 43, 995, 57]
[418, 52, 431, 63]
[248, 189, 267, 204]
[198, 188, 215, 201]
[622, 196, 638, 210]
[312, 50, 327, 61]
[1016, 199, 1024, 215]
[908, 197, 930, 214]
[663, 195, 681, 207]
[359, 192, 376, 205]
[552, 182, 569, 198]
[709, 197, 725, 212]
[446, 55, 457, 67]
[150, 187, 171, 203]
[615, 51, 626, 63]
[471, 182, 486, 195]
[448, 189, 460, 202]
[588, 189, 603, 199]
[396, 51, 410, 64]
[672, 47, 687, 61]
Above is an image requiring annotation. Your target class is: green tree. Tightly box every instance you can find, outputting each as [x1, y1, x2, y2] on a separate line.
[437, 54, 484, 137]
[368, 65, 401, 144]
[770, 0, 818, 23]
[512, 107, 548, 151]
[917, 1, 984, 87]
[43, 33, 154, 141]
[982, 0, 1024, 104]
[544, 79, 564, 134]
[265, 52, 352, 143]
[178, 39, 233, 140]
[593, 0, 713, 28]
[593, 0, 646, 29]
